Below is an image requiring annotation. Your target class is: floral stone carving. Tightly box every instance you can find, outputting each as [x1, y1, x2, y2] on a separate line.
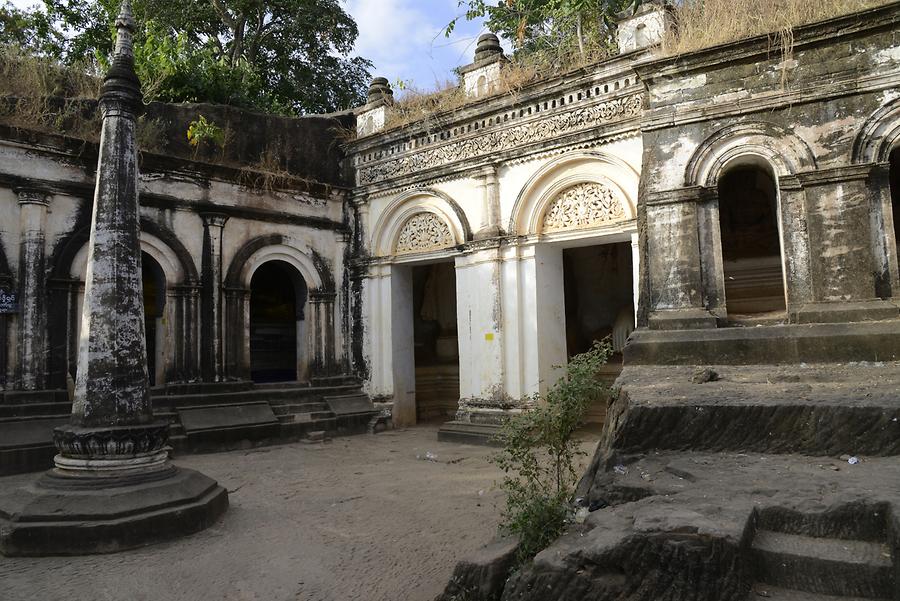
[394, 213, 456, 254]
[542, 182, 625, 233]
[358, 93, 643, 185]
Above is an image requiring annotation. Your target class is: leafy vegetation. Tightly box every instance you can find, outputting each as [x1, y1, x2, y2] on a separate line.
[187, 114, 225, 149]
[0, 0, 372, 114]
[449, 0, 638, 61]
[494, 339, 613, 562]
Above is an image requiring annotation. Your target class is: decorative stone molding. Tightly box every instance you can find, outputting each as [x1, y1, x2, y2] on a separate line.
[358, 93, 643, 185]
[394, 213, 456, 254]
[52, 423, 169, 459]
[15, 189, 50, 206]
[542, 182, 625, 232]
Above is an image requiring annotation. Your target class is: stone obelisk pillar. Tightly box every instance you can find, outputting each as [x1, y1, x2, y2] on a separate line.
[0, 1, 228, 557]
[52, 0, 168, 470]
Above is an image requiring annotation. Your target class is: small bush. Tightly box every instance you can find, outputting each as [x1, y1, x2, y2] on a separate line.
[494, 339, 613, 563]
[186, 114, 225, 149]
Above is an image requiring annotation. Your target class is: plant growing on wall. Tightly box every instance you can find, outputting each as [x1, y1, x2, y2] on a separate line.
[186, 114, 225, 150]
[494, 338, 613, 562]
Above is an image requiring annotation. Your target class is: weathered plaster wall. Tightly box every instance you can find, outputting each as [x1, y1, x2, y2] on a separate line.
[637, 4, 900, 326]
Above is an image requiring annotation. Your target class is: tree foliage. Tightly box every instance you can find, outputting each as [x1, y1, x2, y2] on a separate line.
[0, 0, 372, 114]
[494, 339, 613, 562]
[448, 0, 640, 62]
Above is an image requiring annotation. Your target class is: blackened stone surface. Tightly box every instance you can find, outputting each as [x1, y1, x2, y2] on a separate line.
[502, 452, 900, 601]
[625, 320, 900, 365]
[0, 466, 228, 556]
[592, 363, 900, 458]
[178, 403, 278, 432]
[436, 537, 520, 601]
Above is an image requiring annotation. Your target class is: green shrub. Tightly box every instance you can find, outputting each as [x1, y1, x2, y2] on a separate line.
[186, 114, 225, 149]
[494, 338, 613, 562]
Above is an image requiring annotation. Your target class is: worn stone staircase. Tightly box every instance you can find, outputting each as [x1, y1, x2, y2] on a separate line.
[0, 390, 69, 476]
[0, 377, 376, 475]
[750, 506, 895, 601]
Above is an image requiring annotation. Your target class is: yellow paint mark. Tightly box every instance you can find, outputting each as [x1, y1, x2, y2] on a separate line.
[484, 333, 494, 341]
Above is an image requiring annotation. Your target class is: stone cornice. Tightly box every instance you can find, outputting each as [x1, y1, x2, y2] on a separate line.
[796, 163, 875, 186]
[0, 172, 348, 233]
[641, 72, 900, 133]
[350, 51, 648, 151]
[644, 186, 716, 206]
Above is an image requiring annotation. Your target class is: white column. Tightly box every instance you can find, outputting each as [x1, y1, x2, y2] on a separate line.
[518, 244, 567, 397]
[454, 246, 508, 421]
[201, 213, 228, 382]
[16, 189, 50, 390]
[631, 231, 641, 326]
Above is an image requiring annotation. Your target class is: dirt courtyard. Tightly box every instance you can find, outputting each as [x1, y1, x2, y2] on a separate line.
[0, 426, 514, 601]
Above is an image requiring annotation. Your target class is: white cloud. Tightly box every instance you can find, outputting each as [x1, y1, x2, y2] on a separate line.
[344, 0, 493, 90]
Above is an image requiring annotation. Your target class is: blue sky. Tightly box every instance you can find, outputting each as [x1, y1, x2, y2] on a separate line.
[7, 0, 502, 94]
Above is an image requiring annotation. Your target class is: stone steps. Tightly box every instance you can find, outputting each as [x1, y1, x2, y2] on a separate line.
[751, 530, 893, 599]
[0, 390, 69, 405]
[159, 384, 361, 408]
[437, 421, 502, 446]
[606, 364, 900, 456]
[750, 584, 887, 600]
[270, 402, 331, 415]
[0, 379, 371, 474]
[0, 402, 72, 419]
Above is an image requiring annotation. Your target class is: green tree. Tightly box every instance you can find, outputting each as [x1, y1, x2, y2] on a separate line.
[1, 0, 372, 114]
[448, 0, 640, 61]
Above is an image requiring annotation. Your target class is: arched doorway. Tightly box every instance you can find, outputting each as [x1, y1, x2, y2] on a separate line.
[717, 161, 786, 317]
[142, 252, 166, 386]
[249, 260, 307, 383]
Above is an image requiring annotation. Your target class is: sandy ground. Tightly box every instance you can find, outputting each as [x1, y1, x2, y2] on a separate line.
[0, 426, 513, 601]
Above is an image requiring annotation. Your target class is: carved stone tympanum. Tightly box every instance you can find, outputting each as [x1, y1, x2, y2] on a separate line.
[395, 213, 455, 254]
[542, 182, 625, 233]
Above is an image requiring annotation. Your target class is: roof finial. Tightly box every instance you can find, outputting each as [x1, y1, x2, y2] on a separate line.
[113, 0, 136, 59]
[100, 0, 142, 112]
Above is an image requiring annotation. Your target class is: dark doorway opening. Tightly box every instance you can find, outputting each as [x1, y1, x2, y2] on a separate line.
[718, 164, 786, 317]
[562, 242, 634, 424]
[250, 261, 306, 383]
[412, 262, 460, 422]
[142, 252, 165, 386]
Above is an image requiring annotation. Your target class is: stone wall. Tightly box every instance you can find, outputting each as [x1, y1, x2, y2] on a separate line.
[0, 102, 355, 392]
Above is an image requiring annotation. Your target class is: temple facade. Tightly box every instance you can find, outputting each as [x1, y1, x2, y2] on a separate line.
[2, 1, 900, 467]
[349, 2, 900, 440]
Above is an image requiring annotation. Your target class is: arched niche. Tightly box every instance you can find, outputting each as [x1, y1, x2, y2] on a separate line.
[69, 232, 187, 286]
[852, 98, 900, 164]
[238, 243, 323, 292]
[225, 240, 335, 382]
[510, 151, 639, 237]
[685, 122, 817, 187]
[370, 189, 469, 258]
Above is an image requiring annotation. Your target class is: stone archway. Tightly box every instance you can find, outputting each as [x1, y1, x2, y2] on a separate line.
[226, 239, 333, 383]
[716, 157, 787, 317]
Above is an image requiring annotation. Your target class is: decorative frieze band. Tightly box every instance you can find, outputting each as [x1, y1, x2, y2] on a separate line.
[358, 93, 644, 186]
